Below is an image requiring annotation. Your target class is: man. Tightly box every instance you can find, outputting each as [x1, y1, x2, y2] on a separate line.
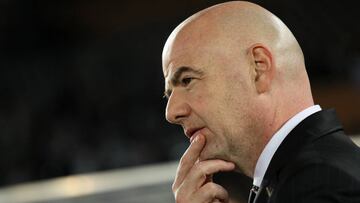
[161, 1, 360, 203]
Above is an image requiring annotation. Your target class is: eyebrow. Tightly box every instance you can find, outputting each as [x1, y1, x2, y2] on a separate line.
[164, 66, 204, 99]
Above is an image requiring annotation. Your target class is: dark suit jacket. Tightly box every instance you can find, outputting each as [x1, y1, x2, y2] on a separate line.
[254, 109, 360, 203]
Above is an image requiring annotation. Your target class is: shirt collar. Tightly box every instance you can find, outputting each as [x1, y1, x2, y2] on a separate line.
[253, 105, 322, 187]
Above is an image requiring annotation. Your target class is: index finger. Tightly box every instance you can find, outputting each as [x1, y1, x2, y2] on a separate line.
[172, 134, 206, 190]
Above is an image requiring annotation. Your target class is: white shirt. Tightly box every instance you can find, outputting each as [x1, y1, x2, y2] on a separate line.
[253, 105, 322, 187]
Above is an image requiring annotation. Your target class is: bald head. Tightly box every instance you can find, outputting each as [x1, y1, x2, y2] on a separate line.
[163, 1, 306, 80]
[162, 1, 314, 176]
[163, 1, 313, 109]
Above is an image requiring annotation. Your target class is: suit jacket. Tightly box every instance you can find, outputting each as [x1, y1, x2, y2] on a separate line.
[254, 109, 360, 203]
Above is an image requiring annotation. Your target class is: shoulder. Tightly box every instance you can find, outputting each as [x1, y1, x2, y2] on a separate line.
[281, 130, 360, 183]
[270, 131, 360, 202]
[271, 162, 360, 203]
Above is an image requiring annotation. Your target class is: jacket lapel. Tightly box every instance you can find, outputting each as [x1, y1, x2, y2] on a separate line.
[257, 109, 343, 202]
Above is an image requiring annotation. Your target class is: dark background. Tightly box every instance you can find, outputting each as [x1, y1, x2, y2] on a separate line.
[0, 0, 359, 187]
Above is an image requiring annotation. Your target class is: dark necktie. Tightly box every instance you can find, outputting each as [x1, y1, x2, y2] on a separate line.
[248, 185, 259, 203]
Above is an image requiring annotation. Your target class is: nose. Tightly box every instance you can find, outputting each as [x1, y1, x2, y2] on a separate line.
[165, 90, 191, 124]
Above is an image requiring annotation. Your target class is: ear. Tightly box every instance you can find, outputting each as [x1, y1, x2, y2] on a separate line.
[249, 44, 275, 94]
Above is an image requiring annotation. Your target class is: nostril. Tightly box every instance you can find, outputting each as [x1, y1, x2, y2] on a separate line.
[175, 115, 186, 121]
[165, 107, 190, 124]
[165, 91, 191, 124]
[165, 110, 178, 124]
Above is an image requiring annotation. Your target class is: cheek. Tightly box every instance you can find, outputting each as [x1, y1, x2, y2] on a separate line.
[194, 79, 237, 140]
[195, 92, 206, 107]
[191, 83, 219, 121]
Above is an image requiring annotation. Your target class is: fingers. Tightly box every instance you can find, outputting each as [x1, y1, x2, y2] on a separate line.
[172, 134, 206, 190]
[197, 182, 229, 202]
[172, 133, 235, 203]
[173, 158, 235, 203]
[183, 159, 235, 189]
[175, 181, 229, 203]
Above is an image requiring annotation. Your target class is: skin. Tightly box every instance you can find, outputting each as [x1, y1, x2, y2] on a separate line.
[162, 1, 314, 202]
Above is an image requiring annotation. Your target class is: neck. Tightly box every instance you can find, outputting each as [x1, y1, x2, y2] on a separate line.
[247, 97, 314, 177]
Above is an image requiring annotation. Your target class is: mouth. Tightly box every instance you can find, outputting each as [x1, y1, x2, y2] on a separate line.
[185, 127, 204, 142]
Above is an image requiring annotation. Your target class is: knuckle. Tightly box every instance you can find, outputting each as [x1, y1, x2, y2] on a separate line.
[206, 182, 219, 192]
[173, 189, 187, 203]
[171, 182, 177, 192]
[202, 187, 214, 199]
[174, 195, 184, 203]
[204, 182, 227, 198]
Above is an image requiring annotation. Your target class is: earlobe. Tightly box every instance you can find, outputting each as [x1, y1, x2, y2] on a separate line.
[250, 44, 274, 94]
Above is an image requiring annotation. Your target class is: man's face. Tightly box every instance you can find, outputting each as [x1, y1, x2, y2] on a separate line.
[162, 29, 264, 173]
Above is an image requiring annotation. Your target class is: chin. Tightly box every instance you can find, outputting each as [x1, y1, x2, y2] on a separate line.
[199, 151, 227, 162]
[198, 151, 212, 162]
[198, 153, 208, 162]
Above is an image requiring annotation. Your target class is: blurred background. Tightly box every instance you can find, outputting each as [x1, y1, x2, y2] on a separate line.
[0, 0, 359, 202]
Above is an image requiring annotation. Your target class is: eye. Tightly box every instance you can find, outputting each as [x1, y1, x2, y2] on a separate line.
[181, 77, 193, 86]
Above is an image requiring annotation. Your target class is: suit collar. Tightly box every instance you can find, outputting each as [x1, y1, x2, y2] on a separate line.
[253, 105, 321, 187]
[261, 109, 343, 188]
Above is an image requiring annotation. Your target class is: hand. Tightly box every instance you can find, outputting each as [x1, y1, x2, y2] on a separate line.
[172, 134, 235, 203]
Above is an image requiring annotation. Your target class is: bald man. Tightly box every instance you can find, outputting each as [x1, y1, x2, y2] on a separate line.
[161, 1, 360, 203]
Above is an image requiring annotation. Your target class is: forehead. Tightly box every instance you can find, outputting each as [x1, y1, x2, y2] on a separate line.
[162, 17, 223, 77]
[162, 36, 227, 83]
[163, 46, 214, 86]
[163, 36, 203, 77]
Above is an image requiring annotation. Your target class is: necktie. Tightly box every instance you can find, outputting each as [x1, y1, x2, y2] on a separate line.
[248, 185, 259, 203]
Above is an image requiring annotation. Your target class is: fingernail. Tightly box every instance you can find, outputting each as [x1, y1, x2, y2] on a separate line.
[192, 135, 200, 143]
[195, 135, 200, 142]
